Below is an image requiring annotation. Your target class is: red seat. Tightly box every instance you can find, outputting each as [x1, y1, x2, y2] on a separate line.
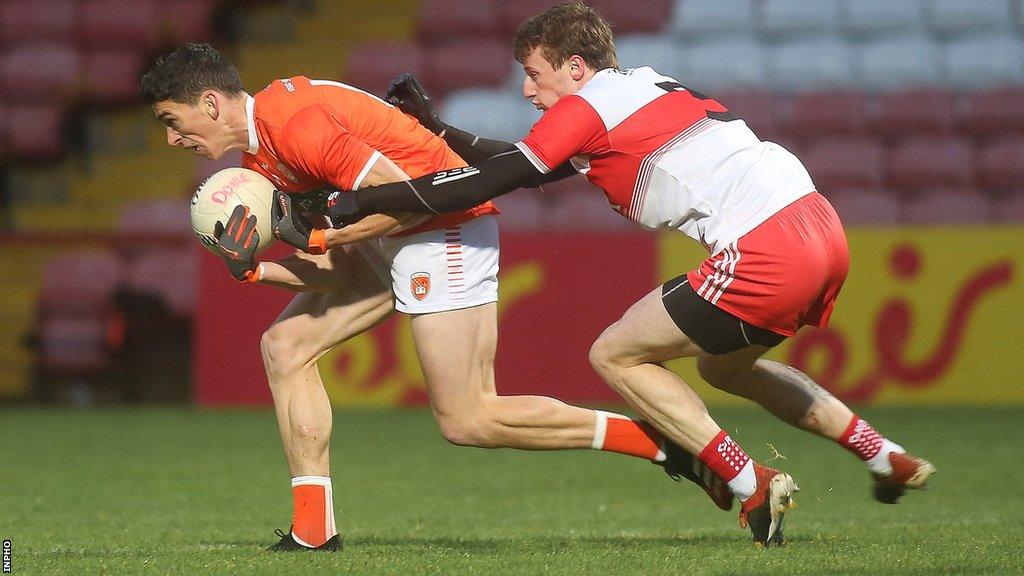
[960, 87, 1024, 136]
[417, 0, 500, 44]
[119, 197, 194, 238]
[125, 247, 197, 317]
[589, 0, 672, 34]
[492, 194, 550, 229]
[824, 188, 903, 225]
[888, 136, 973, 191]
[344, 41, 424, 98]
[424, 39, 513, 95]
[801, 136, 886, 190]
[537, 175, 633, 230]
[38, 251, 124, 317]
[992, 189, 1024, 223]
[868, 88, 957, 136]
[1, 42, 79, 103]
[77, 0, 158, 49]
[80, 50, 145, 105]
[714, 90, 778, 135]
[499, 0, 563, 36]
[776, 90, 868, 137]
[903, 188, 992, 224]
[38, 317, 116, 373]
[0, 0, 76, 45]
[157, 0, 216, 43]
[7, 104, 66, 162]
[976, 136, 1024, 191]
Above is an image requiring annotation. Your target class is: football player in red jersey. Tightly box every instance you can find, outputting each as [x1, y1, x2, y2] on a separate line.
[140, 43, 731, 551]
[327, 2, 935, 546]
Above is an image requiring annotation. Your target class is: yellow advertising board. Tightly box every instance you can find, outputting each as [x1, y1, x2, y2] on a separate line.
[661, 226, 1024, 406]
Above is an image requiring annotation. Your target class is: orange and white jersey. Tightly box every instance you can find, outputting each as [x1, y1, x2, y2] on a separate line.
[242, 75, 497, 236]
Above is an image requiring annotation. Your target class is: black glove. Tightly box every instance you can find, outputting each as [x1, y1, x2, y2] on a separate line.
[386, 73, 445, 135]
[272, 190, 327, 254]
[326, 190, 363, 228]
[291, 187, 331, 214]
[215, 204, 261, 282]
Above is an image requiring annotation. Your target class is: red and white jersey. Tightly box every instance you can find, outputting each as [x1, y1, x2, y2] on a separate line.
[516, 67, 815, 255]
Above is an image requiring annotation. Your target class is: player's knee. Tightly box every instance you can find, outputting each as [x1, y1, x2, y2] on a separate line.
[435, 414, 496, 448]
[588, 332, 622, 377]
[260, 325, 306, 379]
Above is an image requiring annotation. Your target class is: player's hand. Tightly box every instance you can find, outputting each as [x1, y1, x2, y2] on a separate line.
[386, 74, 445, 135]
[326, 190, 363, 228]
[215, 204, 262, 282]
[291, 187, 331, 214]
[272, 190, 327, 254]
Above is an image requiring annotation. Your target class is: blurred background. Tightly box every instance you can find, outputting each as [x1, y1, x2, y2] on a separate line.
[1, 0, 1022, 409]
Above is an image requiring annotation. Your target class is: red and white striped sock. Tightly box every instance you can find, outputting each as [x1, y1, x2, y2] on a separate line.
[837, 415, 904, 476]
[290, 476, 337, 548]
[592, 411, 667, 462]
[699, 430, 757, 501]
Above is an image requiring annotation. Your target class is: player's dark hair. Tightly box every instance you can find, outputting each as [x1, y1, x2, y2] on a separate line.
[513, 1, 618, 71]
[140, 43, 244, 105]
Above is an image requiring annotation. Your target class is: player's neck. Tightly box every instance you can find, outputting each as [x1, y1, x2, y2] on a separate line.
[224, 92, 254, 154]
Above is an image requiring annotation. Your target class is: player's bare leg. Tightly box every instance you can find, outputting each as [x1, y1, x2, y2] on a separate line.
[697, 348, 935, 503]
[411, 302, 696, 471]
[260, 247, 393, 550]
[588, 286, 797, 545]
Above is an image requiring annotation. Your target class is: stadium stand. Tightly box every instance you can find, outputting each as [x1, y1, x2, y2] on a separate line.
[4, 0, 1024, 402]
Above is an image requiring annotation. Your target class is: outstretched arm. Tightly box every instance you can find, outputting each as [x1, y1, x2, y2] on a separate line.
[328, 149, 542, 226]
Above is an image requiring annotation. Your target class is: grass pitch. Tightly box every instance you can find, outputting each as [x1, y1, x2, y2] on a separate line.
[1, 406, 1021, 575]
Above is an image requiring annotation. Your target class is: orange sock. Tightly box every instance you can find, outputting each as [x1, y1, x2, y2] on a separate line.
[592, 411, 667, 461]
[291, 476, 337, 548]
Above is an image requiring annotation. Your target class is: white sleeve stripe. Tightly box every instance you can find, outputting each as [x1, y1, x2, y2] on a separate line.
[352, 150, 382, 189]
[514, 141, 552, 174]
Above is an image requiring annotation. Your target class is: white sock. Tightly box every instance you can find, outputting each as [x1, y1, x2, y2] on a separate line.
[730, 460, 758, 502]
[866, 440, 905, 476]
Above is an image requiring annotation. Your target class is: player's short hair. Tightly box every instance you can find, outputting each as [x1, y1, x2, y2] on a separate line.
[140, 43, 244, 105]
[512, 1, 618, 71]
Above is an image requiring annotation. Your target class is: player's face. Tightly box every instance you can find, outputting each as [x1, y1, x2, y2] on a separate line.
[521, 47, 582, 111]
[153, 94, 230, 159]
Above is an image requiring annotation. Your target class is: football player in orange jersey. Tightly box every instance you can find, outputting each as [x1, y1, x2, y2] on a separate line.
[140, 43, 730, 551]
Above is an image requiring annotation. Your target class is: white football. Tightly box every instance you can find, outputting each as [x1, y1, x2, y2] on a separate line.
[190, 167, 276, 256]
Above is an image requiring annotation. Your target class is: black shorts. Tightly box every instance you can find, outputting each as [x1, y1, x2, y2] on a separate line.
[661, 274, 786, 355]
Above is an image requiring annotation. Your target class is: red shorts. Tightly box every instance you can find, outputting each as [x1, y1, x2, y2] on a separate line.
[686, 192, 850, 337]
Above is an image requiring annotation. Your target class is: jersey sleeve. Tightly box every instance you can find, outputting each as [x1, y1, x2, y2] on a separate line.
[515, 95, 606, 174]
[277, 104, 382, 191]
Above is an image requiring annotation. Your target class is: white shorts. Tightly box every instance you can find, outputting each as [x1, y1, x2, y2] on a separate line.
[356, 215, 499, 314]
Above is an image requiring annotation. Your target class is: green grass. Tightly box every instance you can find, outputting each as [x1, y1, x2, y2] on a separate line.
[1, 406, 1022, 575]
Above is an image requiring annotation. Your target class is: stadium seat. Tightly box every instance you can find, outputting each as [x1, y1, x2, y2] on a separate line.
[158, 0, 217, 44]
[941, 34, 1024, 88]
[975, 136, 1024, 191]
[959, 87, 1024, 136]
[442, 88, 539, 143]
[766, 38, 854, 91]
[992, 189, 1024, 223]
[77, 0, 158, 49]
[0, 100, 7, 160]
[416, 0, 500, 45]
[498, 0, 565, 36]
[343, 41, 424, 97]
[542, 183, 634, 230]
[713, 90, 778, 135]
[424, 39, 514, 95]
[867, 89, 957, 136]
[903, 188, 993, 224]
[6, 104, 66, 162]
[775, 90, 868, 137]
[801, 136, 886, 190]
[0, 0, 76, 45]
[614, 35, 687, 80]
[119, 197, 194, 238]
[0, 42, 79, 103]
[842, 0, 927, 38]
[80, 50, 145, 105]
[824, 188, 903, 226]
[855, 35, 941, 90]
[491, 193, 550, 229]
[38, 251, 124, 318]
[682, 38, 767, 90]
[670, 0, 756, 38]
[758, 0, 842, 38]
[588, 0, 671, 35]
[124, 247, 197, 318]
[888, 136, 974, 191]
[37, 317, 116, 374]
[929, 0, 1015, 38]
